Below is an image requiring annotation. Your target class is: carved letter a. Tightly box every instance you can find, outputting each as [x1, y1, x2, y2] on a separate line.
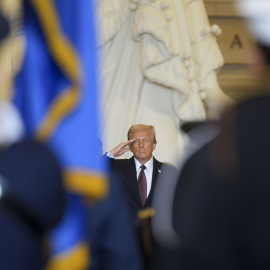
[230, 35, 243, 49]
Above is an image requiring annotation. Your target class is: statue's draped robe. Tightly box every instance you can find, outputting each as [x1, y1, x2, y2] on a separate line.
[96, 0, 227, 166]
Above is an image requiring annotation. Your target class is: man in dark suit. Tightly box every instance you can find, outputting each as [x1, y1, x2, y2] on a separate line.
[105, 124, 177, 268]
[106, 124, 176, 216]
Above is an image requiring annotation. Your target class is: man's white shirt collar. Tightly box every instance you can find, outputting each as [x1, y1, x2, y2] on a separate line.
[134, 156, 154, 172]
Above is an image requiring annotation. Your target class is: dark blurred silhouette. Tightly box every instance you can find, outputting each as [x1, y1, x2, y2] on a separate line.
[0, 11, 9, 41]
[0, 11, 65, 270]
[151, 1, 270, 269]
[86, 170, 143, 270]
[0, 139, 65, 270]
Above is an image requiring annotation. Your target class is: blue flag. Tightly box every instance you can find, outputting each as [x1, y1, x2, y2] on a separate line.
[13, 0, 107, 268]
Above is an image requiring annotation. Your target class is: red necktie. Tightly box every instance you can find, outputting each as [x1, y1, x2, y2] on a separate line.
[138, 165, 147, 206]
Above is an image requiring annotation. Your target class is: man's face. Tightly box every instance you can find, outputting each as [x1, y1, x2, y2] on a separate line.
[129, 130, 156, 164]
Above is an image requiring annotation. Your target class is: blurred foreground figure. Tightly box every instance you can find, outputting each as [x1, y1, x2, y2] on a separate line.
[0, 103, 65, 270]
[86, 170, 143, 270]
[11, 0, 141, 269]
[0, 12, 65, 270]
[13, 1, 108, 269]
[151, 0, 270, 269]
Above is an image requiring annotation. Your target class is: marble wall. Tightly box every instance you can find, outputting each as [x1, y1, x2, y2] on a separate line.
[204, 0, 262, 102]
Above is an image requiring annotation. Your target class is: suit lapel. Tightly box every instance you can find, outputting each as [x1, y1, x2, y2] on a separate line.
[145, 157, 162, 207]
[126, 157, 142, 207]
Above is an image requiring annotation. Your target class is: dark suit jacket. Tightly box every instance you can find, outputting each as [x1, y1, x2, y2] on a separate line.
[105, 155, 176, 222]
[112, 157, 168, 209]
[105, 155, 177, 269]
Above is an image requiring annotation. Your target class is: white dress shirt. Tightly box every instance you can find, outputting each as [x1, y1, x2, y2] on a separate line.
[134, 157, 153, 197]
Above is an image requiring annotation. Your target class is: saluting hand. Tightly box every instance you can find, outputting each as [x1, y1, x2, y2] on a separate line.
[109, 139, 136, 157]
